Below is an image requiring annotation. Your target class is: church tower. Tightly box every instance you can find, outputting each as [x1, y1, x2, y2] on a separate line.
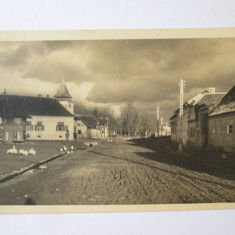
[54, 79, 74, 115]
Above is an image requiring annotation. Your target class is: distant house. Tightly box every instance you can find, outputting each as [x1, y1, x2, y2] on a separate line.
[208, 85, 235, 152]
[0, 94, 74, 142]
[98, 117, 109, 138]
[170, 87, 225, 147]
[74, 115, 101, 138]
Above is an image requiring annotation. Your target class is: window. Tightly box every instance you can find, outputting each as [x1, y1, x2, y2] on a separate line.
[35, 121, 45, 131]
[226, 120, 233, 134]
[190, 127, 195, 137]
[56, 122, 68, 131]
[78, 130, 82, 134]
[26, 121, 34, 131]
[211, 121, 216, 134]
[217, 120, 222, 134]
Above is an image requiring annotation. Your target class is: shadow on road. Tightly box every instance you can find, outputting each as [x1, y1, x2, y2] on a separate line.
[127, 137, 235, 181]
[89, 150, 235, 188]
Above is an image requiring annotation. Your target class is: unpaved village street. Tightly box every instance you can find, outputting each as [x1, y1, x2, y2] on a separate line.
[0, 139, 234, 205]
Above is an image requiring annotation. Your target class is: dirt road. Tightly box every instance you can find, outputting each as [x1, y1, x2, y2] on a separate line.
[0, 139, 234, 205]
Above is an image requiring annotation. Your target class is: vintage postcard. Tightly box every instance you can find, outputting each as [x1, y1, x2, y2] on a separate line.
[0, 28, 234, 214]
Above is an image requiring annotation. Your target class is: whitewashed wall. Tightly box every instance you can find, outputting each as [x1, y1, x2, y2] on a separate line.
[26, 116, 74, 140]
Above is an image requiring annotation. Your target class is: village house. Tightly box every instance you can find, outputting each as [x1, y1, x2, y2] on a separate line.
[158, 118, 171, 136]
[74, 115, 101, 138]
[170, 87, 225, 148]
[98, 117, 109, 138]
[0, 91, 29, 142]
[208, 85, 235, 152]
[0, 93, 74, 142]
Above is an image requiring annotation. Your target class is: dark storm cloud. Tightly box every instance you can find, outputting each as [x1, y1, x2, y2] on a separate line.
[0, 45, 29, 67]
[0, 38, 234, 120]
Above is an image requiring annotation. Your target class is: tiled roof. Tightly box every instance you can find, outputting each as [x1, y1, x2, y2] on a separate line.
[169, 91, 225, 120]
[210, 85, 235, 116]
[0, 95, 73, 117]
[196, 93, 225, 106]
[74, 104, 89, 115]
[74, 115, 98, 129]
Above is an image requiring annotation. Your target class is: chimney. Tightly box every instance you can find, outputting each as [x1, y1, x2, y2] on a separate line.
[208, 87, 216, 93]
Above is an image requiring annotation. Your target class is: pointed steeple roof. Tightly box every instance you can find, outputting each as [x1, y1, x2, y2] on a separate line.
[54, 79, 72, 98]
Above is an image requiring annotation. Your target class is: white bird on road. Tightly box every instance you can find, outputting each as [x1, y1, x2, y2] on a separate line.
[7, 145, 17, 155]
[63, 146, 67, 151]
[29, 148, 36, 156]
[19, 149, 25, 155]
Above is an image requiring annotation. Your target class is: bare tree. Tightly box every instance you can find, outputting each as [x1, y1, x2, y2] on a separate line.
[121, 103, 139, 137]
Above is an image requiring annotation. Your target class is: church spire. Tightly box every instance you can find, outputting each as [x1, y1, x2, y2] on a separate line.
[54, 79, 72, 99]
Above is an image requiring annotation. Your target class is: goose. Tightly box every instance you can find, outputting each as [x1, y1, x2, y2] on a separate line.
[19, 149, 25, 155]
[7, 145, 17, 154]
[13, 148, 18, 155]
[24, 151, 29, 156]
[29, 148, 36, 156]
[60, 148, 64, 152]
[63, 146, 67, 151]
[7, 148, 14, 154]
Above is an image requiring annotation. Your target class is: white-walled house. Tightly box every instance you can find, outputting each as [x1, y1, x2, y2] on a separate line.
[26, 115, 74, 141]
[74, 115, 101, 138]
[0, 94, 74, 141]
[23, 95, 74, 140]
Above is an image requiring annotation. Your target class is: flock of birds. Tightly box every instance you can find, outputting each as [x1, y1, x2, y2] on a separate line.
[7, 145, 36, 156]
[60, 145, 75, 154]
[6, 145, 76, 157]
[7, 141, 104, 157]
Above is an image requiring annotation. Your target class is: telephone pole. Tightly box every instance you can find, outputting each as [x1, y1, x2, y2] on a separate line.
[156, 106, 160, 137]
[178, 79, 185, 152]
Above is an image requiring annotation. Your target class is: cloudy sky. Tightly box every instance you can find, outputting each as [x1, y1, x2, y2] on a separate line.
[0, 38, 234, 119]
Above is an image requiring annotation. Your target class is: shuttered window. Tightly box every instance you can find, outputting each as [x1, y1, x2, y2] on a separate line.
[35, 121, 45, 131]
[56, 122, 68, 131]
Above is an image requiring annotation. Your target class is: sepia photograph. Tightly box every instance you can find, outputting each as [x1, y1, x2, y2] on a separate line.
[0, 30, 234, 210]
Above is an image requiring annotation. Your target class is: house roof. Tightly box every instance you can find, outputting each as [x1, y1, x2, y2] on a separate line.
[186, 88, 225, 106]
[196, 93, 225, 106]
[169, 88, 225, 120]
[74, 115, 98, 129]
[54, 79, 72, 98]
[0, 95, 73, 117]
[74, 103, 89, 115]
[210, 85, 235, 116]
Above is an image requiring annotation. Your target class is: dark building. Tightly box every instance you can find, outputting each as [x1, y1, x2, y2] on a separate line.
[208, 85, 235, 152]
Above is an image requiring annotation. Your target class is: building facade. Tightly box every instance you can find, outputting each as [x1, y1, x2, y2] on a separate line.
[0, 94, 74, 142]
[208, 85, 235, 152]
[170, 87, 225, 148]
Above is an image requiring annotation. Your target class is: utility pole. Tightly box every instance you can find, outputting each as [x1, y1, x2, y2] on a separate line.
[156, 106, 160, 137]
[178, 79, 185, 152]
